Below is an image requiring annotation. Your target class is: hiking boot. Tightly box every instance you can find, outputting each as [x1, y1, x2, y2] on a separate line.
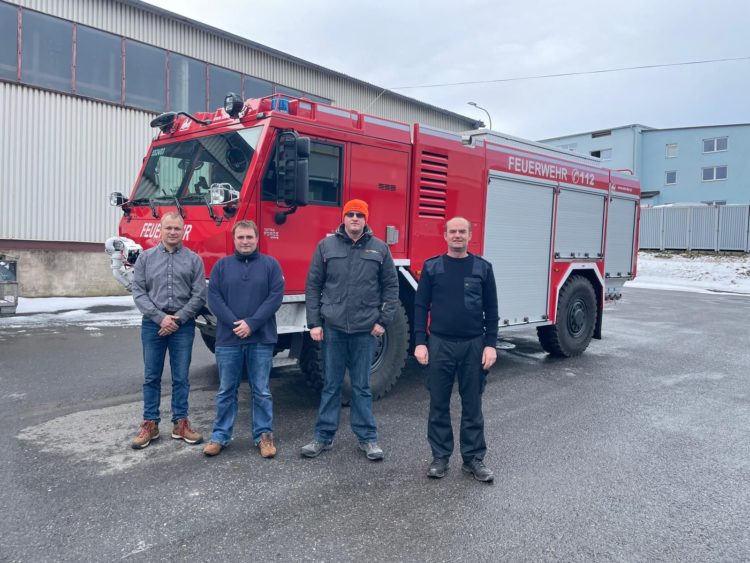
[359, 441, 384, 461]
[171, 418, 203, 445]
[258, 432, 277, 458]
[131, 420, 159, 449]
[462, 459, 494, 483]
[427, 458, 449, 479]
[202, 441, 223, 456]
[300, 439, 332, 458]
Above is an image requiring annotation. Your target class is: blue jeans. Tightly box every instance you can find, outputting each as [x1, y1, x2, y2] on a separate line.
[210, 343, 274, 445]
[314, 327, 377, 444]
[141, 317, 195, 423]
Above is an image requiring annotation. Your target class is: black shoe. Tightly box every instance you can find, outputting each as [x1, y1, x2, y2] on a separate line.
[462, 459, 494, 482]
[427, 458, 449, 479]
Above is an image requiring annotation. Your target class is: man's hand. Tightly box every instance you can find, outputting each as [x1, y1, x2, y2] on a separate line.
[158, 315, 180, 336]
[310, 326, 324, 342]
[371, 323, 385, 337]
[233, 320, 251, 339]
[481, 346, 497, 370]
[414, 344, 429, 365]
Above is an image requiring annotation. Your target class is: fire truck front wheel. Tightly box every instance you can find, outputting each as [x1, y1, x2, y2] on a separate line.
[300, 303, 410, 403]
[537, 275, 597, 357]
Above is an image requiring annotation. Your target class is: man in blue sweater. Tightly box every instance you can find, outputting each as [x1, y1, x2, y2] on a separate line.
[414, 216, 499, 482]
[203, 220, 284, 458]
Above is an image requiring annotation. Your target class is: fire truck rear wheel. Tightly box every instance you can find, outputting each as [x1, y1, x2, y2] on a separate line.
[200, 332, 216, 354]
[300, 303, 410, 403]
[537, 275, 597, 357]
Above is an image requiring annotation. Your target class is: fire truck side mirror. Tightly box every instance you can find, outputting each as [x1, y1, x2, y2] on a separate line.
[276, 131, 310, 207]
[109, 192, 127, 207]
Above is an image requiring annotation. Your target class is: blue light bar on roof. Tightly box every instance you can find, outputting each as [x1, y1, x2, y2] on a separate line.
[271, 98, 290, 112]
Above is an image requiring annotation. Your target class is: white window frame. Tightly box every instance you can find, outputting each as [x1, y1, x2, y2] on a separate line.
[703, 137, 728, 153]
[701, 165, 728, 182]
[665, 143, 678, 158]
[665, 171, 677, 185]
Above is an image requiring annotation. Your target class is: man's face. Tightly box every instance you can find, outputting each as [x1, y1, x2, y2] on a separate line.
[160, 215, 185, 248]
[444, 218, 471, 253]
[343, 211, 366, 239]
[234, 226, 258, 255]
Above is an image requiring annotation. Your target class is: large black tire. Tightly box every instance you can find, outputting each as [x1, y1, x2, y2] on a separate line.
[537, 275, 597, 357]
[299, 303, 410, 403]
[200, 331, 216, 354]
[300, 332, 324, 392]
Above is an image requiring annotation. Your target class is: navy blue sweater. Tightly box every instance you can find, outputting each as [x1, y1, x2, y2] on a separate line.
[414, 254, 499, 347]
[208, 250, 284, 347]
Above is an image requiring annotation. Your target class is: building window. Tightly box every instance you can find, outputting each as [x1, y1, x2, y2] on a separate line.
[75, 25, 121, 103]
[305, 93, 332, 104]
[243, 76, 273, 99]
[665, 143, 678, 158]
[703, 137, 728, 153]
[665, 171, 677, 185]
[21, 10, 72, 92]
[0, 2, 17, 80]
[590, 148, 612, 160]
[274, 84, 305, 98]
[557, 143, 577, 152]
[208, 65, 241, 111]
[702, 165, 728, 182]
[125, 40, 166, 112]
[591, 130, 611, 138]
[170, 53, 205, 114]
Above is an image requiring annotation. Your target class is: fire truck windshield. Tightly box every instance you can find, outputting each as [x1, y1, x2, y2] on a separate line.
[131, 126, 262, 205]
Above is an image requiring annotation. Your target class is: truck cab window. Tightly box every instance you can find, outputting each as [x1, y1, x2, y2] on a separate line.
[262, 138, 342, 205]
[132, 126, 261, 204]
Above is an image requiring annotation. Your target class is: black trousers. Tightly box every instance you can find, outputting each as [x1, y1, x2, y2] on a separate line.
[426, 334, 487, 463]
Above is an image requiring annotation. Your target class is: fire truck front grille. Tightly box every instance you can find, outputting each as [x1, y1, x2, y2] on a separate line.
[418, 151, 448, 218]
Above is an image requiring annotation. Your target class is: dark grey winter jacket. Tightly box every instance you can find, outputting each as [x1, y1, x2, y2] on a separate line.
[305, 225, 399, 333]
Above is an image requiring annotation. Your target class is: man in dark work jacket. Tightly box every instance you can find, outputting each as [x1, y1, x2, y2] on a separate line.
[203, 220, 284, 458]
[414, 216, 499, 482]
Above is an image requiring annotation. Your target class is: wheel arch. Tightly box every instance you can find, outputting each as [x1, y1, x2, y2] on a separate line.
[553, 264, 604, 340]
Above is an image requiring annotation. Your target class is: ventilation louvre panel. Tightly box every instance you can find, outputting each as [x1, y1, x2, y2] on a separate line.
[418, 150, 448, 218]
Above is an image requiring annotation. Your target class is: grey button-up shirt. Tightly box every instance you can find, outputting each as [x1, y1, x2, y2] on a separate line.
[132, 242, 207, 325]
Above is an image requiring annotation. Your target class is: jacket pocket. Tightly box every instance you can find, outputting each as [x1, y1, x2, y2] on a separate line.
[464, 277, 483, 311]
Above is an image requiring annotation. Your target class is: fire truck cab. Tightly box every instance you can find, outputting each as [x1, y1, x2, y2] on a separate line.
[106, 94, 640, 400]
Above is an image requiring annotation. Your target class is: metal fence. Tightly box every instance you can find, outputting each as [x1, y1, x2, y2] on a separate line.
[639, 205, 750, 251]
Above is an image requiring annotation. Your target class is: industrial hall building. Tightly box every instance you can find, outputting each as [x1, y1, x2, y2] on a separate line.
[0, 0, 479, 297]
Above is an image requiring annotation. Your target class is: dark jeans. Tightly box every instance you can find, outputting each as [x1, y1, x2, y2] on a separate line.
[141, 317, 195, 424]
[426, 334, 487, 463]
[314, 327, 377, 444]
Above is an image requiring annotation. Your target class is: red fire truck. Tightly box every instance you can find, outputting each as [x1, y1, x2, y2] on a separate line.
[106, 94, 640, 400]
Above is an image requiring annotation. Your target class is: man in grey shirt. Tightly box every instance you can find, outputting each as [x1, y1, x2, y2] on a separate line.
[131, 211, 207, 449]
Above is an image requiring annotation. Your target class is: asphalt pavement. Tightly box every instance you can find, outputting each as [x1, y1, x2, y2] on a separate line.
[0, 287, 748, 562]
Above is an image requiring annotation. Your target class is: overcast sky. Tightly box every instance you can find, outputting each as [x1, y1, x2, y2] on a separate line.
[145, 0, 750, 140]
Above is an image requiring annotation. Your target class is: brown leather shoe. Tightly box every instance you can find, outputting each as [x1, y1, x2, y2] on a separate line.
[171, 418, 203, 444]
[259, 432, 277, 458]
[131, 420, 159, 449]
[202, 441, 223, 456]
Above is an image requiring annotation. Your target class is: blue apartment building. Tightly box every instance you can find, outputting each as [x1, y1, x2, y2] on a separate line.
[539, 124, 750, 205]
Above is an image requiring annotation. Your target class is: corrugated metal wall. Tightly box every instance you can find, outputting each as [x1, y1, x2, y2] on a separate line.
[0, 82, 152, 242]
[639, 205, 750, 252]
[10, 0, 472, 131]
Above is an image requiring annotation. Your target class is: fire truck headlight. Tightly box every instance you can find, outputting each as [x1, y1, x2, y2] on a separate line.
[149, 112, 177, 133]
[224, 92, 243, 118]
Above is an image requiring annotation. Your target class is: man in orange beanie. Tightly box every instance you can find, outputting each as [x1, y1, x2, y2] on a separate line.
[301, 198, 398, 461]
